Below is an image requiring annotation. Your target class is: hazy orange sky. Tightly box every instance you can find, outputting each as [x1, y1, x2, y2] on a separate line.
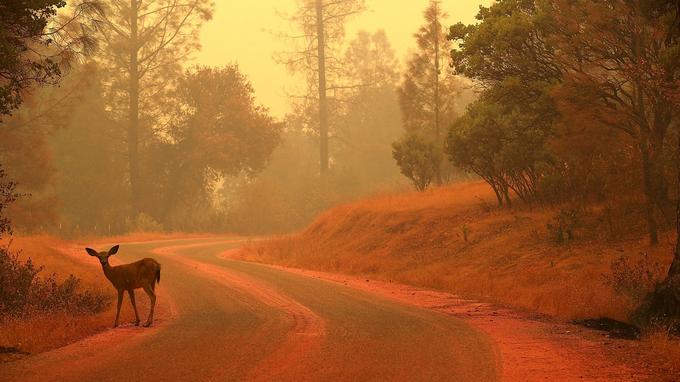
[195, 1, 491, 118]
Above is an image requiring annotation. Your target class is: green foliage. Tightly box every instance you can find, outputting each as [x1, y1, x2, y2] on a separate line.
[0, 166, 18, 237]
[449, 0, 560, 84]
[0, 0, 65, 116]
[140, 65, 281, 231]
[0, 0, 100, 118]
[447, 83, 552, 205]
[0, 244, 109, 319]
[392, 134, 441, 192]
[395, 1, 464, 185]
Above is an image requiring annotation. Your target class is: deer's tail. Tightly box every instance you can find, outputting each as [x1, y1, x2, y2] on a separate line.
[155, 264, 161, 285]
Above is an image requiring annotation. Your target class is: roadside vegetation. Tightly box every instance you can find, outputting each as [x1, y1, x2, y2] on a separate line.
[0, 169, 111, 356]
[0, 236, 113, 357]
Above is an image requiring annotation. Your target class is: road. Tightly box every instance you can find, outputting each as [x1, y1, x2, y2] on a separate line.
[1, 238, 497, 381]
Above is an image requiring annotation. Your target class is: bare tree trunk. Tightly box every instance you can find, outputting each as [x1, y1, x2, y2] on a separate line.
[433, 1, 442, 185]
[316, 0, 329, 177]
[668, 135, 680, 278]
[641, 143, 660, 245]
[128, 0, 141, 214]
[634, 136, 680, 328]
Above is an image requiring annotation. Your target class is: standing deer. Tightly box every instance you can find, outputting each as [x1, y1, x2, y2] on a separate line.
[86, 245, 161, 328]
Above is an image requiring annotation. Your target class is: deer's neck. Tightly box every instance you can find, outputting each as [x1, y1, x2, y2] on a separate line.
[101, 262, 117, 283]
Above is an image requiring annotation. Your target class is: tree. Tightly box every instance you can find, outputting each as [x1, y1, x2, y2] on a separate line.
[278, 0, 364, 176]
[449, 0, 680, 243]
[95, 0, 213, 215]
[49, 63, 128, 235]
[392, 134, 441, 192]
[0, 62, 121, 233]
[0, 165, 18, 237]
[447, 86, 552, 206]
[548, 0, 680, 245]
[0, 0, 98, 118]
[632, 0, 680, 327]
[334, 30, 402, 188]
[396, 0, 462, 184]
[147, 65, 281, 230]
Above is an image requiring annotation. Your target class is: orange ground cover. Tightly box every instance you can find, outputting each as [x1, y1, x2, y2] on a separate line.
[237, 181, 675, 321]
[0, 233, 207, 355]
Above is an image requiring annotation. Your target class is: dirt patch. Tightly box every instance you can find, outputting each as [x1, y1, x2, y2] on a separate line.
[223, 254, 672, 381]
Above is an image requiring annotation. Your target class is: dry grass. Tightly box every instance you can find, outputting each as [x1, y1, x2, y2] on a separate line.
[0, 312, 113, 355]
[642, 330, 680, 379]
[236, 181, 680, 371]
[237, 181, 675, 321]
[0, 234, 180, 355]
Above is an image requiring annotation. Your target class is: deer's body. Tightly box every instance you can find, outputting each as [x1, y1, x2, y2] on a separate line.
[86, 246, 161, 328]
[102, 258, 160, 290]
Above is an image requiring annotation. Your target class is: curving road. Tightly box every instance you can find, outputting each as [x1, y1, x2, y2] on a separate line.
[1, 238, 497, 381]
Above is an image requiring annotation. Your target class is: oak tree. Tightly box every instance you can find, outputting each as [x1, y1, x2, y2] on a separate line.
[95, 0, 213, 214]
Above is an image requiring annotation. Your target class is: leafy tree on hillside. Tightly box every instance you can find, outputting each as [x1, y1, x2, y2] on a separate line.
[392, 134, 441, 192]
[447, 87, 552, 206]
[449, 0, 680, 244]
[547, 0, 680, 245]
[632, 0, 680, 329]
[396, 0, 463, 186]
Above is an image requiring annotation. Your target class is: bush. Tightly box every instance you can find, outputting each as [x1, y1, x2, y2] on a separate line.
[604, 253, 663, 307]
[125, 212, 164, 233]
[0, 243, 109, 319]
[546, 208, 582, 244]
[392, 134, 441, 192]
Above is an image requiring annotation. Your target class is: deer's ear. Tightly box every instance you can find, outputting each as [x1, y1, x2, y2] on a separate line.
[108, 245, 119, 255]
[85, 248, 98, 257]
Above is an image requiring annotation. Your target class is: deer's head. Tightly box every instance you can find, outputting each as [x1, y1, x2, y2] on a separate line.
[86, 245, 120, 265]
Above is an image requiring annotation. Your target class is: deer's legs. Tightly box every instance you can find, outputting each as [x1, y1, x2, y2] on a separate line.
[114, 289, 124, 328]
[128, 289, 140, 326]
[142, 284, 156, 327]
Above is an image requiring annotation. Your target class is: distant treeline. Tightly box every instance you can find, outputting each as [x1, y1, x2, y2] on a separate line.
[0, 0, 417, 235]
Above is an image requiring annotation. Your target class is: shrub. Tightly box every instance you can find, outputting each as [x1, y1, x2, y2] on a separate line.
[604, 253, 663, 307]
[546, 208, 581, 244]
[0, 243, 109, 319]
[125, 212, 164, 233]
[392, 134, 441, 192]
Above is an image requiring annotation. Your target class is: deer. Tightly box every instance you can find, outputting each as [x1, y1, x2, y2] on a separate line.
[86, 245, 161, 328]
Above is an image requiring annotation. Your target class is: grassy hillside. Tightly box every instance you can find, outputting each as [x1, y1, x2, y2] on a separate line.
[237, 182, 675, 321]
